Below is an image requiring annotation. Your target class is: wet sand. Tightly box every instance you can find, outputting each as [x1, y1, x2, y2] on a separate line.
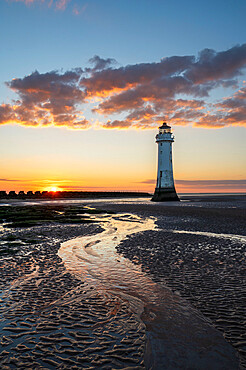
[96, 199, 246, 368]
[0, 198, 245, 369]
[0, 211, 146, 369]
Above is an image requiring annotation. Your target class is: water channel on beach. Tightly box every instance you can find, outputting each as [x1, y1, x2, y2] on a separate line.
[59, 212, 239, 369]
[0, 196, 243, 368]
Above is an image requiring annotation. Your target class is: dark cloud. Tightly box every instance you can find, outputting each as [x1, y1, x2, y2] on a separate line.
[88, 56, 117, 72]
[81, 56, 194, 97]
[101, 120, 132, 129]
[0, 178, 18, 182]
[139, 179, 246, 190]
[176, 179, 246, 185]
[1, 69, 90, 129]
[0, 104, 16, 124]
[88, 44, 246, 129]
[195, 86, 246, 128]
[184, 45, 246, 84]
[137, 179, 156, 184]
[1, 44, 246, 129]
[177, 179, 246, 190]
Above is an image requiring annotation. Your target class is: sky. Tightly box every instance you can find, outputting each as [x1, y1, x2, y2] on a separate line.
[0, 0, 246, 193]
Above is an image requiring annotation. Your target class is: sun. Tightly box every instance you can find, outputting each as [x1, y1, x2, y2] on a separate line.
[44, 186, 63, 192]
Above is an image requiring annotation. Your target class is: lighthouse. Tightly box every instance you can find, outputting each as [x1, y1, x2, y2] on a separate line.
[152, 122, 179, 201]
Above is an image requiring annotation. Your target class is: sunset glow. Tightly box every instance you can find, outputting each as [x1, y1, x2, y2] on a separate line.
[0, 0, 245, 194]
[46, 186, 60, 192]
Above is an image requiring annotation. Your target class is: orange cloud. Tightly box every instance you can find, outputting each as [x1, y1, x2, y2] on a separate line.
[1, 45, 246, 130]
[0, 69, 90, 129]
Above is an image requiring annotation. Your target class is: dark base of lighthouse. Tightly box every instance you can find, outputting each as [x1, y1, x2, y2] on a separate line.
[151, 187, 180, 202]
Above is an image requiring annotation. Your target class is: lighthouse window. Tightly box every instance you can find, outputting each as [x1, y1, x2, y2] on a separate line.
[160, 143, 162, 146]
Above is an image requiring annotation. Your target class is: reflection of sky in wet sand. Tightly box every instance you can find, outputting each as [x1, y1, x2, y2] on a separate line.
[59, 213, 239, 369]
[1, 193, 246, 209]
[173, 229, 246, 244]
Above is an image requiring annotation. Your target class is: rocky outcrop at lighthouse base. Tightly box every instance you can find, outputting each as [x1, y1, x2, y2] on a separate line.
[151, 187, 180, 202]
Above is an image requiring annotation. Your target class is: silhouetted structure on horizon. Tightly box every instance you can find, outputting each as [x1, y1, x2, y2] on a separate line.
[0, 191, 151, 200]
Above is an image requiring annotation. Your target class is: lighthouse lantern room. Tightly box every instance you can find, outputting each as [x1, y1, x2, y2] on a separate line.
[151, 122, 179, 201]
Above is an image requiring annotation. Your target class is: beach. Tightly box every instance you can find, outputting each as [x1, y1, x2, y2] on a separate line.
[0, 195, 245, 369]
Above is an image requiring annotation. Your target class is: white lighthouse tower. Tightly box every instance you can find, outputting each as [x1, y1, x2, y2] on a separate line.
[152, 122, 179, 201]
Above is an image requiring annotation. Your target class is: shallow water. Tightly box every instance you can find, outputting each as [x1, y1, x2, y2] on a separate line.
[59, 213, 157, 290]
[59, 213, 239, 369]
[1, 193, 245, 209]
[172, 229, 246, 243]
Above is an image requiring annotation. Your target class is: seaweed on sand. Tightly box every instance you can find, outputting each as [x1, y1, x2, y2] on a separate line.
[0, 204, 112, 228]
[0, 242, 23, 256]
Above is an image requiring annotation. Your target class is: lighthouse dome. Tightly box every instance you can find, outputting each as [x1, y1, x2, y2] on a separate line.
[159, 122, 171, 134]
[159, 122, 171, 129]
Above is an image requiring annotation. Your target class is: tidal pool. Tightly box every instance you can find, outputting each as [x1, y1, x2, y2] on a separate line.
[59, 213, 239, 369]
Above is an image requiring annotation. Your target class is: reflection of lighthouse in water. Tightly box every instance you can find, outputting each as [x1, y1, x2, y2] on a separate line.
[152, 122, 179, 201]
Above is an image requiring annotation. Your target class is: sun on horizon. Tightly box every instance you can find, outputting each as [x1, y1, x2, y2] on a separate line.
[45, 186, 63, 192]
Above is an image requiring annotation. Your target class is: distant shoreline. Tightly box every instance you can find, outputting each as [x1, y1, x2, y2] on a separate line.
[0, 191, 151, 200]
[0, 191, 245, 201]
